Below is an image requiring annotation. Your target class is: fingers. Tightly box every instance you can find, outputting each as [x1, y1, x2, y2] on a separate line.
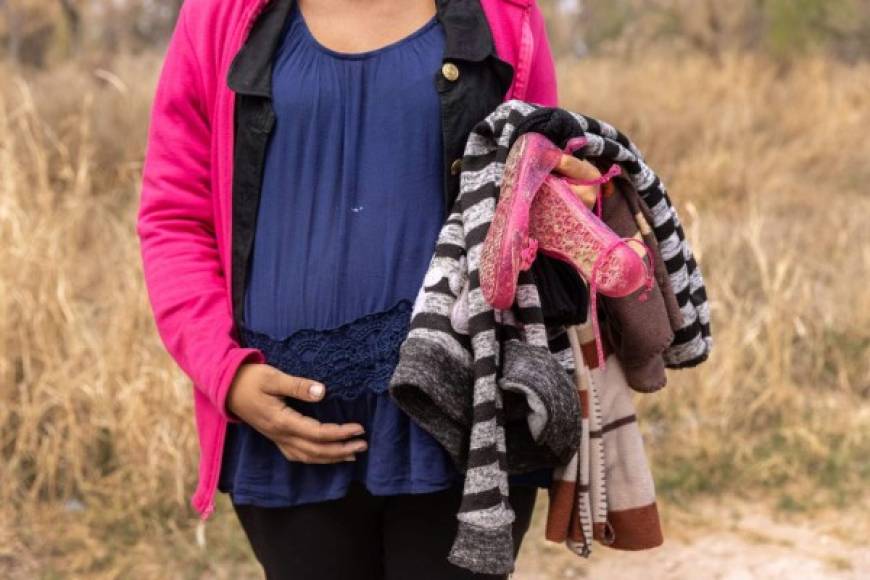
[252, 365, 369, 463]
[260, 365, 328, 402]
[553, 153, 601, 183]
[277, 435, 369, 464]
[568, 183, 598, 209]
[552, 154, 601, 209]
[273, 404, 365, 441]
[270, 407, 369, 464]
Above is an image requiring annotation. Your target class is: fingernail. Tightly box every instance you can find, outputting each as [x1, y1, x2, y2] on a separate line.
[308, 383, 324, 398]
[353, 443, 368, 452]
[352, 428, 365, 436]
[344, 456, 356, 462]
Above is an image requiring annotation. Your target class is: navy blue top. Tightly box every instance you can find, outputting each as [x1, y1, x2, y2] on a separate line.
[219, 2, 551, 507]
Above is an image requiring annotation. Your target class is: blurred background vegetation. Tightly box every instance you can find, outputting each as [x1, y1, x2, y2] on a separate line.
[1, 1, 869, 578]
[544, 0, 870, 61]
[3, 0, 870, 67]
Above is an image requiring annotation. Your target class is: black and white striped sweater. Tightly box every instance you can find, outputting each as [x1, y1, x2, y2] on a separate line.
[388, 100, 712, 575]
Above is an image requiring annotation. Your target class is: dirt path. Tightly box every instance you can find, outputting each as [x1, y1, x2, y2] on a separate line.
[513, 497, 870, 580]
[6, 497, 866, 579]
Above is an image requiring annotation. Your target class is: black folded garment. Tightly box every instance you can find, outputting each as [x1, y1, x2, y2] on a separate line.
[531, 253, 588, 327]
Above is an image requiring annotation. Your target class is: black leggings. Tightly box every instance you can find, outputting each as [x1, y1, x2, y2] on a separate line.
[232, 481, 538, 580]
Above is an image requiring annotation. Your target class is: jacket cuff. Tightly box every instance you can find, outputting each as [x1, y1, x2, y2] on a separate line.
[213, 347, 267, 423]
[388, 336, 474, 468]
[447, 520, 516, 575]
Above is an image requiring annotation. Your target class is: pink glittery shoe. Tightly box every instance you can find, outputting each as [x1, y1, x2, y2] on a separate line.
[480, 132, 585, 310]
[530, 175, 651, 298]
[480, 132, 655, 368]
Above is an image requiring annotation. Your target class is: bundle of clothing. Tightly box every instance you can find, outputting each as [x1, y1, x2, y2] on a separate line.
[388, 99, 712, 575]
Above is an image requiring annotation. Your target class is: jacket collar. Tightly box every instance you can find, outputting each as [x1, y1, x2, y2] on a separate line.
[437, 0, 497, 62]
[227, 0, 498, 97]
[226, 0, 294, 97]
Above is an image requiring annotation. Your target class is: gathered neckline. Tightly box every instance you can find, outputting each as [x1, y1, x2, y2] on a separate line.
[295, 5, 439, 60]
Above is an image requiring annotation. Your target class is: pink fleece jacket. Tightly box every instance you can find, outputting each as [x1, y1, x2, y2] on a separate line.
[136, 0, 559, 519]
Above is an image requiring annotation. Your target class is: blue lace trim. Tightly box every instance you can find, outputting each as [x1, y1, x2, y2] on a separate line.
[238, 298, 413, 401]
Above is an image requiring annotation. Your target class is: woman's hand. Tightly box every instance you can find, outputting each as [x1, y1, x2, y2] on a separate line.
[227, 363, 368, 463]
[552, 154, 602, 209]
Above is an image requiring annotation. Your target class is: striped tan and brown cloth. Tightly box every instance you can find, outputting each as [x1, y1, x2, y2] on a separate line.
[545, 318, 664, 555]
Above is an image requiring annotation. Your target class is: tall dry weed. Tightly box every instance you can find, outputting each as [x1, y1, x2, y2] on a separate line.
[0, 55, 248, 578]
[0, 51, 868, 577]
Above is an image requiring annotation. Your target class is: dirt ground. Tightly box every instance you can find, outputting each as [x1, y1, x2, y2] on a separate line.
[513, 496, 870, 580]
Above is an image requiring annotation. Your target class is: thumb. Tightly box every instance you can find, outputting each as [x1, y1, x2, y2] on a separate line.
[261, 366, 326, 402]
[554, 153, 601, 182]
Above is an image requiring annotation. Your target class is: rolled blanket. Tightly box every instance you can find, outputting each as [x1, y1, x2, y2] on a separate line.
[546, 320, 663, 555]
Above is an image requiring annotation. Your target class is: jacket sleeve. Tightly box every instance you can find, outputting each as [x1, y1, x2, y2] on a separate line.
[388, 205, 475, 468]
[136, 6, 265, 420]
[523, 0, 559, 107]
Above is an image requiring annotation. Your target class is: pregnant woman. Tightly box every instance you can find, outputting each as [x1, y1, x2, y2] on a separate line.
[137, 0, 603, 577]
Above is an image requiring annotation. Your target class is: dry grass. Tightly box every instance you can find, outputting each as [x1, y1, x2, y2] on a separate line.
[1, 50, 868, 578]
[556, 53, 870, 506]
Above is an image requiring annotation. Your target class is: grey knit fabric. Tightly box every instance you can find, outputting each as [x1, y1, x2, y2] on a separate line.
[498, 339, 580, 469]
[388, 100, 713, 575]
[388, 337, 473, 467]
